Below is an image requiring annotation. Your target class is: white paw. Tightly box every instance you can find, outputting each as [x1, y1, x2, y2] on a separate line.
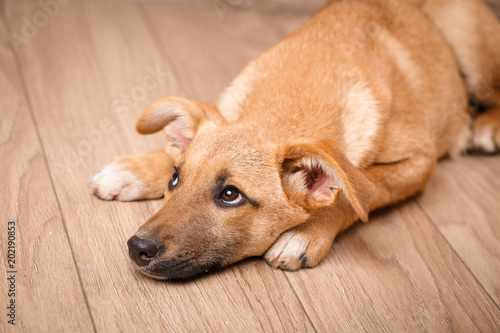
[90, 163, 145, 201]
[473, 124, 499, 153]
[472, 110, 500, 153]
[264, 231, 309, 271]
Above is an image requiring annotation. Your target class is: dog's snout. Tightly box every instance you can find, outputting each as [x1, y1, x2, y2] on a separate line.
[127, 235, 160, 267]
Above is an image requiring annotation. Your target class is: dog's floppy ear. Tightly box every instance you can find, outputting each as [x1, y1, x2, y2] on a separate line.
[136, 96, 225, 159]
[280, 140, 375, 222]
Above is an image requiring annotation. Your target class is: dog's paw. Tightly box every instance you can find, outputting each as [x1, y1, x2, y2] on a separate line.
[264, 227, 332, 271]
[91, 163, 145, 201]
[472, 108, 500, 153]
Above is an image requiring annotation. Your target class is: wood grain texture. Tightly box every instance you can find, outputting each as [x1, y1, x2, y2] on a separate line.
[0, 10, 94, 333]
[284, 201, 500, 332]
[80, 0, 328, 14]
[79, 0, 500, 17]
[4, 0, 314, 331]
[417, 156, 500, 305]
[2, 0, 500, 331]
[140, 3, 286, 102]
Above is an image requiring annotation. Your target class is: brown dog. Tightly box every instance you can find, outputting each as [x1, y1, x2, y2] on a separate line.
[91, 0, 500, 279]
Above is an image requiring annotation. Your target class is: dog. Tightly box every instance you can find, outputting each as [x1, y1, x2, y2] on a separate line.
[91, 0, 500, 279]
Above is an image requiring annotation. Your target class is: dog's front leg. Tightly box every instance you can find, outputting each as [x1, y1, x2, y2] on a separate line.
[265, 139, 439, 271]
[91, 149, 175, 201]
[264, 195, 359, 271]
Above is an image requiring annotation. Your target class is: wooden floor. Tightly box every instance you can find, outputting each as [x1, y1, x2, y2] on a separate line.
[1, 0, 500, 331]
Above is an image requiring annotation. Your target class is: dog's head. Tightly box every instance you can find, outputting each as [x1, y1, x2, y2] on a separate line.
[127, 97, 374, 279]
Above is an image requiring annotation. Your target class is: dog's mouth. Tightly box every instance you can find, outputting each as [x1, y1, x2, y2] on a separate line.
[131, 255, 224, 280]
[127, 235, 226, 280]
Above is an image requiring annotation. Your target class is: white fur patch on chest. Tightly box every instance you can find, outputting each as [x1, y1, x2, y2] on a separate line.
[341, 81, 381, 167]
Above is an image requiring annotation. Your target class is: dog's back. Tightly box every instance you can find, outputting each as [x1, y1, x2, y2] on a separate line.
[218, 0, 467, 167]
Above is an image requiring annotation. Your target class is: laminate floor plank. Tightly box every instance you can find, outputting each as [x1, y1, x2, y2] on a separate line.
[283, 201, 500, 332]
[0, 8, 94, 333]
[140, 4, 287, 102]
[5, 0, 314, 331]
[417, 156, 500, 305]
[4, 0, 500, 331]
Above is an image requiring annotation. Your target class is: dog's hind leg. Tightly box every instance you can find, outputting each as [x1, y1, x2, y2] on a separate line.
[419, 0, 500, 105]
[91, 149, 175, 201]
[420, 0, 500, 153]
[472, 107, 500, 153]
[265, 138, 438, 270]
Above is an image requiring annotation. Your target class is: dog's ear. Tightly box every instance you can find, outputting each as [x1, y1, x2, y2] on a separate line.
[136, 96, 226, 159]
[280, 141, 375, 222]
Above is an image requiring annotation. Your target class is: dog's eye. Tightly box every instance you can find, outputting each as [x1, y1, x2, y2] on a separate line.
[219, 186, 246, 206]
[168, 168, 179, 191]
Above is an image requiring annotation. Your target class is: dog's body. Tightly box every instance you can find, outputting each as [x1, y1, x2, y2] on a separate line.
[91, 0, 500, 279]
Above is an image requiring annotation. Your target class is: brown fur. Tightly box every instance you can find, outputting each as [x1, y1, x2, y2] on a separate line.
[91, 0, 500, 279]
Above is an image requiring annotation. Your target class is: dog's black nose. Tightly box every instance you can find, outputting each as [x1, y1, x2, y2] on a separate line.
[127, 235, 160, 267]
